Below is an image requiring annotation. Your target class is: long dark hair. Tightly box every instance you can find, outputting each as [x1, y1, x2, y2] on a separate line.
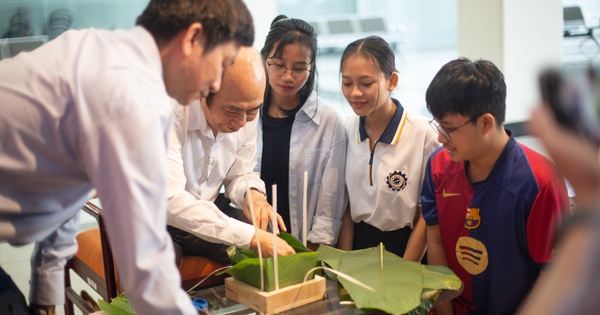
[260, 15, 317, 119]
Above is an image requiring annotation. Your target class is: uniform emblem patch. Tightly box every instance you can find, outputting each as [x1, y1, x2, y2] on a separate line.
[386, 170, 407, 191]
[465, 207, 481, 230]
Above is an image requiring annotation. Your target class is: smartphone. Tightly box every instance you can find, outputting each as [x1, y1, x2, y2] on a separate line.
[538, 63, 600, 144]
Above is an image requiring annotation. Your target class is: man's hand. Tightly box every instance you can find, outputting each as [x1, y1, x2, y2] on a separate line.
[249, 229, 296, 257]
[529, 104, 600, 207]
[244, 190, 287, 232]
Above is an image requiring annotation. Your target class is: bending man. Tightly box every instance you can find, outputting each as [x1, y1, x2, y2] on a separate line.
[166, 46, 295, 266]
[0, 0, 253, 314]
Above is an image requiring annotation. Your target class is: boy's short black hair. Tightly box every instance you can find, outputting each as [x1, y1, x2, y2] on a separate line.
[136, 0, 254, 51]
[426, 58, 507, 125]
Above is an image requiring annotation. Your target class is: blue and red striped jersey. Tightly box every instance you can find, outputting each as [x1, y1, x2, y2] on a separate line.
[421, 132, 570, 315]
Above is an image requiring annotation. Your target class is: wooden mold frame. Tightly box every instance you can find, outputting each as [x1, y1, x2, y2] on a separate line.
[224, 275, 327, 314]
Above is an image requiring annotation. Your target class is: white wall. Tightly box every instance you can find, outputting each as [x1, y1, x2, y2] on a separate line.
[503, 0, 563, 122]
[458, 0, 563, 123]
[243, 0, 278, 50]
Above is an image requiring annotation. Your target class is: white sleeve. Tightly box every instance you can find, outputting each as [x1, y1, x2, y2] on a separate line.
[419, 125, 442, 201]
[222, 118, 265, 208]
[165, 109, 255, 248]
[308, 115, 347, 245]
[80, 73, 195, 314]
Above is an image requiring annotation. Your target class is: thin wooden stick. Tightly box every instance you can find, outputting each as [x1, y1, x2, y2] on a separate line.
[380, 242, 385, 292]
[302, 171, 308, 246]
[189, 189, 201, 200]
[272, 184, 279, 291]
[303, 267, 375, 292]
[241, 159, 264, 291]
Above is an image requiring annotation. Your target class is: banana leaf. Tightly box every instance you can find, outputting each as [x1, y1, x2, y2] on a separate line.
[277, 232, 311, 252]
[317, 244, 462, 315]
[421, 264, 462, 289]
[220, 251, 319, 292]
[98, 293, 134, 315]
[226, 246, 257, 265]
[221, 232, 318, 292]
[226, 232, 310, 266]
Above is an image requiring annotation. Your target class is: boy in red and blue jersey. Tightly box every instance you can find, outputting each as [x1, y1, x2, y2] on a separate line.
[421, 58, 570, 315]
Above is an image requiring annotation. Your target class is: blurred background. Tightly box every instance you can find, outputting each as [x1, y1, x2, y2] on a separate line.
[1, 0, 599, 121]
[0, 0, 598, 314]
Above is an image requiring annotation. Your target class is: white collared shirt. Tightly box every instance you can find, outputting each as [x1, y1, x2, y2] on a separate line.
[166, 100, 259, 247]
[0, 27, 195, 314]
[255, 92, 348, 245]
[345, 100, 440, 231]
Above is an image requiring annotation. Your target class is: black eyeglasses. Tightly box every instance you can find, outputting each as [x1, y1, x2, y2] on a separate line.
[266, 62, 311, 78]
[429, 114, 482, 141]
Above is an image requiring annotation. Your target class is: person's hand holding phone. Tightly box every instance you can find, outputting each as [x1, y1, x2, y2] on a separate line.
[529, 103, 600, 208]
[533, 63, 600, 208]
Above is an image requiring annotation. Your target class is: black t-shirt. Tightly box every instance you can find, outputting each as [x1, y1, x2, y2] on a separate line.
[260, 114, 295, 232]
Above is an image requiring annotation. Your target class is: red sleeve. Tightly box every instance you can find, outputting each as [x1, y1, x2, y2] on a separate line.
[526, 178, 570, 263]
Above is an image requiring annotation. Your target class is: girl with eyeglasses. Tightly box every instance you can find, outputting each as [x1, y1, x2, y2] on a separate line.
[255, 15, 347, 251]
[337, 36, 440, 261]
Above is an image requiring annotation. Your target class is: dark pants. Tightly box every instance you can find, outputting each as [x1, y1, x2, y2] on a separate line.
[167, 225, 231, 266]
[168, 194, 248, 266]
[0, 266, 29, 315]
[353, 221, 428, 264]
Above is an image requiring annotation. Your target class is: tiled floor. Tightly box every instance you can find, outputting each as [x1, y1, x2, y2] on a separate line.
[1, 37, 598, 315]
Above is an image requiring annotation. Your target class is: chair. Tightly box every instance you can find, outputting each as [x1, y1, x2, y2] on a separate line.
[563, 5, 600, 51]
[64, 200, 226, 315]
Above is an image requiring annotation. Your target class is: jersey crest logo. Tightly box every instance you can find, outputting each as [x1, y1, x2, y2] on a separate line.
[386, 170, 407, 191]
[464, 207, 481, 230]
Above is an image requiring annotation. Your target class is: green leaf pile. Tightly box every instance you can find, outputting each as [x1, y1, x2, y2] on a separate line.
[317, 245, 462, 315]
[220, 232, 318, 292]
[98, 293, 134, 315]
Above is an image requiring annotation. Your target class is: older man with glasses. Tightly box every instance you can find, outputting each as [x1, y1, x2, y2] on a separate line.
[165, 46, 295, 267]
[420, 58, 570, 315]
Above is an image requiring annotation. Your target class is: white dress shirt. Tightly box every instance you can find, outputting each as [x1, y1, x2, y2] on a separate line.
[0, 27, 195, 314]
[166, 101, 259, 248]
[256, 92, 347, 245]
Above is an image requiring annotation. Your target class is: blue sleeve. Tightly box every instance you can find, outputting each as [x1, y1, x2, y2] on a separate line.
[421, 157, 439, 226]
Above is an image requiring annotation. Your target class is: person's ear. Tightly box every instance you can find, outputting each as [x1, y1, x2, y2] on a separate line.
[181, 22, 204, 57]
[388, 71, 399, 91]
[480, 113, 495, 134]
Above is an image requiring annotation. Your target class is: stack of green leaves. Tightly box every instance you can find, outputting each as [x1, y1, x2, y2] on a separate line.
[219, 232, 320, 292]
[317, 245, 462, 315]
[98, 234, 461, 315]
[98, 293, 134, 315]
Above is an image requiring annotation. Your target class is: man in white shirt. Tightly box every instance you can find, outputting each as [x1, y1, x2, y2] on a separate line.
[0, 0, 253, 314]
[166, 46, 294, 266]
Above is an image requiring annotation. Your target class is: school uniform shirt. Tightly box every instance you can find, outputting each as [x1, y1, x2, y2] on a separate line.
[166, 100, 260, 248]
[0, 27, 195, 314]
[421, 132, 570, 315]
[255, 92, 347, 245]
[345, 99, 440, 231]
